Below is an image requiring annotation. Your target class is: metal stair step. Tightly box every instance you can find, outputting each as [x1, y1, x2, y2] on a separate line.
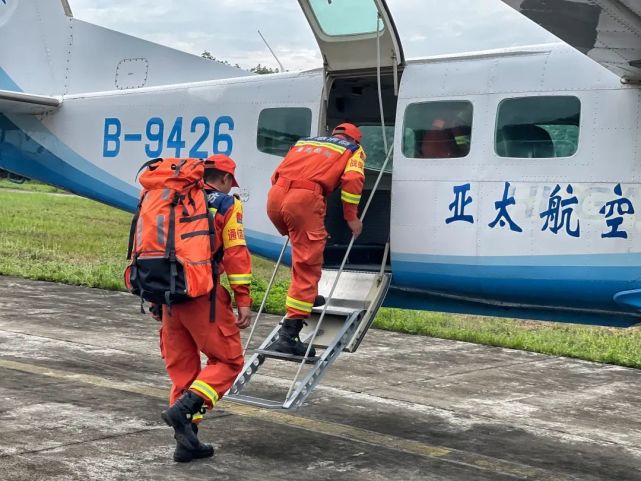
[254, 349, 320, 364]
[225, 394, 285, 410]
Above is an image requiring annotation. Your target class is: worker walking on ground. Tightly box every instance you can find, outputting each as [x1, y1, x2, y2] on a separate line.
[266, 123, 366, 356]
[161, 155, 252, 462]
[128, 154, 252, 462]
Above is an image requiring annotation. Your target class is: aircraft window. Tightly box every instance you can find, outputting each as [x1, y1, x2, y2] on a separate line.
[257, 108, 312, 157]
[495, 96, 581, 158]
[309, 0, 382, 37]
[402, 101, 473, 159]
[359, 125, 394, 172]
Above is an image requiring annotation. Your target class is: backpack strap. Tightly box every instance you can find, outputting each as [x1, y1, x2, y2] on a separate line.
[135, 158, 163, 181]
[164, 191, 181, 311]
[126, 193, 147, 260]
[126, 193, 148, 314]
[126, 211, 139, 262]
[204, 190, 224, 322]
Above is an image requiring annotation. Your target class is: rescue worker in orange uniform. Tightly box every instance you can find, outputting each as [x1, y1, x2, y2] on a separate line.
[266, 123, 366, 356]
[158, 154, 252, 462]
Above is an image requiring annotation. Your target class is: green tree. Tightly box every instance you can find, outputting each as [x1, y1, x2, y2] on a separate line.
[200, 51, 240, 69]
[200, 52, 279, 74]
[250, 63, 279, 75]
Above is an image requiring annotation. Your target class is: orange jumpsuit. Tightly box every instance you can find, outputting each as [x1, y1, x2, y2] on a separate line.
[160, 190, 252, 418]
[267, 135, 366, 318]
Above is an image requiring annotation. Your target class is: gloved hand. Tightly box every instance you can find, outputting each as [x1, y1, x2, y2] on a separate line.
[149, 303, 162, 322]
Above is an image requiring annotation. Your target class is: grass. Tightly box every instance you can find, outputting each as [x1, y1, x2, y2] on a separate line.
[0, 188, 288, 304]
[1, 186, 640, 369]
[374, 309, 641, 368]
[0, 191, 129, 289]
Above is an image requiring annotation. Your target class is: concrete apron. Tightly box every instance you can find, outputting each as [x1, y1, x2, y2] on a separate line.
[0, 276, 640, 481]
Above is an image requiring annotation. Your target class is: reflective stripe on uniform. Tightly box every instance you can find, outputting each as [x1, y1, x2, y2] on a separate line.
[192, 405, 206, 423]
[286, 296, 313, 313]
[228, 273, 252, 285]
[192, 412, 204, 422]
[296, 140, 346, 155]
[190, 380, 219, 405]
[341, 190, 361, 205]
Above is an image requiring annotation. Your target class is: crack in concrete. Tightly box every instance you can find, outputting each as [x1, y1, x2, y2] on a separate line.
[0, 328, 149, 356]
[0, 427, 164, 459]
[373, 358, 544, 388]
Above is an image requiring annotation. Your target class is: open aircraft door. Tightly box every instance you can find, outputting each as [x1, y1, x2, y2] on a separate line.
[297, 0, 404, 75]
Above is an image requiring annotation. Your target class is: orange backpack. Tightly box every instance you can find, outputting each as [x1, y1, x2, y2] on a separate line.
[124, 158, 222, 317]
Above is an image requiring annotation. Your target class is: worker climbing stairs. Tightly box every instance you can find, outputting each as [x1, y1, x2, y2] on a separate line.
[226, 146, 394, 410]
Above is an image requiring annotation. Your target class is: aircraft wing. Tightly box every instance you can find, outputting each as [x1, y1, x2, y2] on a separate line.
[0, 90, 62, 115]
[501, 0, 641, 82]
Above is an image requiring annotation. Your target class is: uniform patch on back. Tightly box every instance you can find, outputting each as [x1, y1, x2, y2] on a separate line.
[207, 191, 235, 216]
[207, 192, 221, 204]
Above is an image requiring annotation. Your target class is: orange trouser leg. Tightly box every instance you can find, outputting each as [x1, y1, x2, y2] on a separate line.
[160, 286, 244, 409]
[160, 312, 200, 407]
[267, 185, 327, 319]
[267, 185, 289, 237]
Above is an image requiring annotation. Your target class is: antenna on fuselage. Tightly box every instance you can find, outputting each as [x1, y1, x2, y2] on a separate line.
[257, 29, 286, 73]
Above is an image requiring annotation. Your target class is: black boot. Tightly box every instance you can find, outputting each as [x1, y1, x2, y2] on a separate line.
[270, 318, 316, 357]
[161, 391, 212, 460]
[313, 295, 326, 307]
[173, 421, 214, 463]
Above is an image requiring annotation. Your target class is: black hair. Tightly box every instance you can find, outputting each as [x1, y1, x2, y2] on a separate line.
[204, 168, 231, 184]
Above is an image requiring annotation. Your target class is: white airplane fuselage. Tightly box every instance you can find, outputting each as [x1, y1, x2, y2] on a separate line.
[2, 1, 641, 327]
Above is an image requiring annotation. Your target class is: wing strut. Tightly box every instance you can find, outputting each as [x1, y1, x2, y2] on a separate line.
[0, 90, 62, 115]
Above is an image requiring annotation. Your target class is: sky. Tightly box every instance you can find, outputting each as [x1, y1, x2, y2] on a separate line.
[70, 0, 557, 72]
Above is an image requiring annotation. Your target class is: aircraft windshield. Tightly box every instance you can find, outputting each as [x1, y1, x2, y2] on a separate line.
[309, 0, 383, 37]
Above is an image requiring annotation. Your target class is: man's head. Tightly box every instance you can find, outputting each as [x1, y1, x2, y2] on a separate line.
[204, 154, 239, 194]
[332, 123, 362, 145]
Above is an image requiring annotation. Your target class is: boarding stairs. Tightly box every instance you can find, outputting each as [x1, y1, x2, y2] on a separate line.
[226, 267, 391, 410]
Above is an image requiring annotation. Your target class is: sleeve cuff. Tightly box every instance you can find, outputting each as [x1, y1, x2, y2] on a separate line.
[234, 294, 252, 307]
[342, 203, 358, 221]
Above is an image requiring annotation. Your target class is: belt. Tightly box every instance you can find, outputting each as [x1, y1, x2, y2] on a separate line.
[276, 177, 324, 195]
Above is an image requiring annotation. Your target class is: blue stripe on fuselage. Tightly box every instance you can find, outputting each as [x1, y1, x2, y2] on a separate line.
[0, 114, 139, 211]
[244, 229, 292, 266]
[0, 66, 20, 91]
[391, 252, 641, 319]
[383, 286, 641, 327]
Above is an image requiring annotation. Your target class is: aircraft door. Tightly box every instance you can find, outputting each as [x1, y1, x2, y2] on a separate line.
[297, 0, 404, 73]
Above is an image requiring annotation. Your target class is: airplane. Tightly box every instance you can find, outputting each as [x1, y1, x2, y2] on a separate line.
[2, 0, 641, 333]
